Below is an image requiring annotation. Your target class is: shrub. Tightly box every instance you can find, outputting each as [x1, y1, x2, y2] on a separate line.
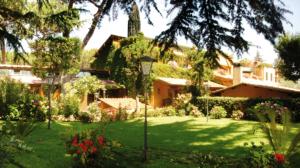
[242, 142, 274, 168]
[210, 106, 227, 119]
[115, 108, 128, 121]
[87, 102, 101, 122]
[231, 110, 244, 120]
[0, 78, 45, 121]
[66, 129, 124, 168]
[195, 97, 300, 122]
[61, 94, 80, 118]
[78, 112, 93, 123]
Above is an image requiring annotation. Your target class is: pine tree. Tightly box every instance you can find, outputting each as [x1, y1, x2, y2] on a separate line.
[128, 2, 140, 37]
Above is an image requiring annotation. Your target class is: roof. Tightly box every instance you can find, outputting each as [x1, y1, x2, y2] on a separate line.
[99, 98, 145, 110]
[204, 81, 226, 88]
[0, 64, 32, 70]
[9, 75, 43, 85]
[157, 77, 190, 86]
[212, 80, 300, 95]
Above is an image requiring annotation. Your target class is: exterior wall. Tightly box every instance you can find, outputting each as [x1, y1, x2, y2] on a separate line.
[217, 84, 290, 98]
[263, 67, 276, 83]
[152, 80, 171, 108]
[151, 80, 186, 108]
[233, 66, 242, 85]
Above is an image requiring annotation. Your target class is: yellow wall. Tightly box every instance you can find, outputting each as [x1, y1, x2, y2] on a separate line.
[218, 84, 290, 98]
[151, 80, 186, 108]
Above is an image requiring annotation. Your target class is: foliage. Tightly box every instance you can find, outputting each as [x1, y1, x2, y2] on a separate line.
[60, 93, 80, 118]
[181, 151, 234, 168]
[195, 97, 300, 122]
[31, 36, 81, 78]
[210, 106, 227, 119]
[275, 34, 300, 81]
[0, 78, 46, 121]
[0, 120, 34, 167]
[78, 112, 93, 123]
[154, 0, 289, 67]
[152, 62, 191, 79]
[254, 102, 290, 153]
[80, 49, 97, 69]
[186, 49, 213, 96]
[172, 93, 202, 117]
[66, 129, 124, 168]
[231, 110, 244, 120]
[65, 76, 104, 97]
[254, 101, 300, 166]
[107, 33, 156, 96]
[243, 142, 274, 168]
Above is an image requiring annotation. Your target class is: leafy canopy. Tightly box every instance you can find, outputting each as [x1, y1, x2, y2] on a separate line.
[275, 34, 300, 81]
[154, 0, 290, 66]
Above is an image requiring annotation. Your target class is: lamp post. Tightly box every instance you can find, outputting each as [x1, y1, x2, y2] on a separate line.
[204, 82, 209, 122]
[140, 55, 156, 162]
[46, 74, 54, 129]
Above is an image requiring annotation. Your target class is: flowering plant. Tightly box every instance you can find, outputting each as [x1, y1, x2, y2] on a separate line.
[254, 101, 290, 154]
[66, 129, 122, 168]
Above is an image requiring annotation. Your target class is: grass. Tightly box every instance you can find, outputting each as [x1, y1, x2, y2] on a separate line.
[7, 117, 300, 168]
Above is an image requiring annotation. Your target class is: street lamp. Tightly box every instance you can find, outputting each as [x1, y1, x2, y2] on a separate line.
[140, 55, 156, 162]
[46, 74, 54, 129]
[204, 82, 209, 122]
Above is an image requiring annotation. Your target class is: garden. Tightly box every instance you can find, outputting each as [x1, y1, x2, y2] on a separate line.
[1, 79, 300, 168]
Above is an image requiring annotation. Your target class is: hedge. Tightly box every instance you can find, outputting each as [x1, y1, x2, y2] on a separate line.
[193, 97, 300, 122]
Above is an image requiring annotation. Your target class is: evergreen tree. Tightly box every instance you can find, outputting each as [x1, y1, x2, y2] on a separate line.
[275, 34, 300, 81]
[128, 1, 140, 37]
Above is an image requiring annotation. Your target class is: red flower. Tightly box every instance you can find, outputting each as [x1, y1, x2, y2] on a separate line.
[97, 136, 105, 145]
[90, 146, 97, 154]
[79, 143, 88, 152]
[76, 149, 81, 154]
[71, 135, 78, 146]
[83, 139, 93, 147]
[274, 153, 285, 164]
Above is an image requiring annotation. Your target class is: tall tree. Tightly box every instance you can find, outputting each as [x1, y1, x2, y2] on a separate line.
[275, 34, 300, 81]
[128, 1, 140, 37]
[154, 0, 290, 67]
[31, 37, 81, 129]
[0, 0, 37, 63]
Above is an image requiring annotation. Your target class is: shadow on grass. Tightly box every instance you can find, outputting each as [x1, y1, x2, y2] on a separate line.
[14, 118, 300, 168]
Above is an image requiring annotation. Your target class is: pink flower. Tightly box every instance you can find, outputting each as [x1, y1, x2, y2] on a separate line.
[274, 153, 285, 164]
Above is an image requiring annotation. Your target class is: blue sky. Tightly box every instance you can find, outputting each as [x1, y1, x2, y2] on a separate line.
[71, 0, 300, 64]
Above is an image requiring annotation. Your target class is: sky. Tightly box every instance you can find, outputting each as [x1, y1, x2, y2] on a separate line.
[71, 0, 300, 64]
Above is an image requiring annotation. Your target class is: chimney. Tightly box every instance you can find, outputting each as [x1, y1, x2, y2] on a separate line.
[233, 63, 242, 85]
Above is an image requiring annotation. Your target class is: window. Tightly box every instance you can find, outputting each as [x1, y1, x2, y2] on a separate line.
[265, 72, 268, 81]
[270, 73, 273, 82]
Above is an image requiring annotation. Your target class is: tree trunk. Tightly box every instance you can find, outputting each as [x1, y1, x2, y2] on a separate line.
[0, 36, 6, 64]
[63, 0, 75, 37]
[81, 5, 104, 49]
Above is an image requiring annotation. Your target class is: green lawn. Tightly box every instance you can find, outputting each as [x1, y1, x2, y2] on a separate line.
[10, 117, 300, 168]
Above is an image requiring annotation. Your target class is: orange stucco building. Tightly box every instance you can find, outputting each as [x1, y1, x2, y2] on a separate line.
[151, 77, 190, 108]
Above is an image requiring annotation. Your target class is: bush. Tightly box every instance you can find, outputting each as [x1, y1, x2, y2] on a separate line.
[194, 97, 300, 122]
[78, 112, 93, 123]
[87, 102, 101, 122]
[115, 108, 128, 121]
[242, 142, 274, 168]
[210, 106, 227, 119]
[231, 110, 244, 120]
[66, 129, 124, 168]
[61, 94, 80, 118]
[0, 78, 45, 121]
